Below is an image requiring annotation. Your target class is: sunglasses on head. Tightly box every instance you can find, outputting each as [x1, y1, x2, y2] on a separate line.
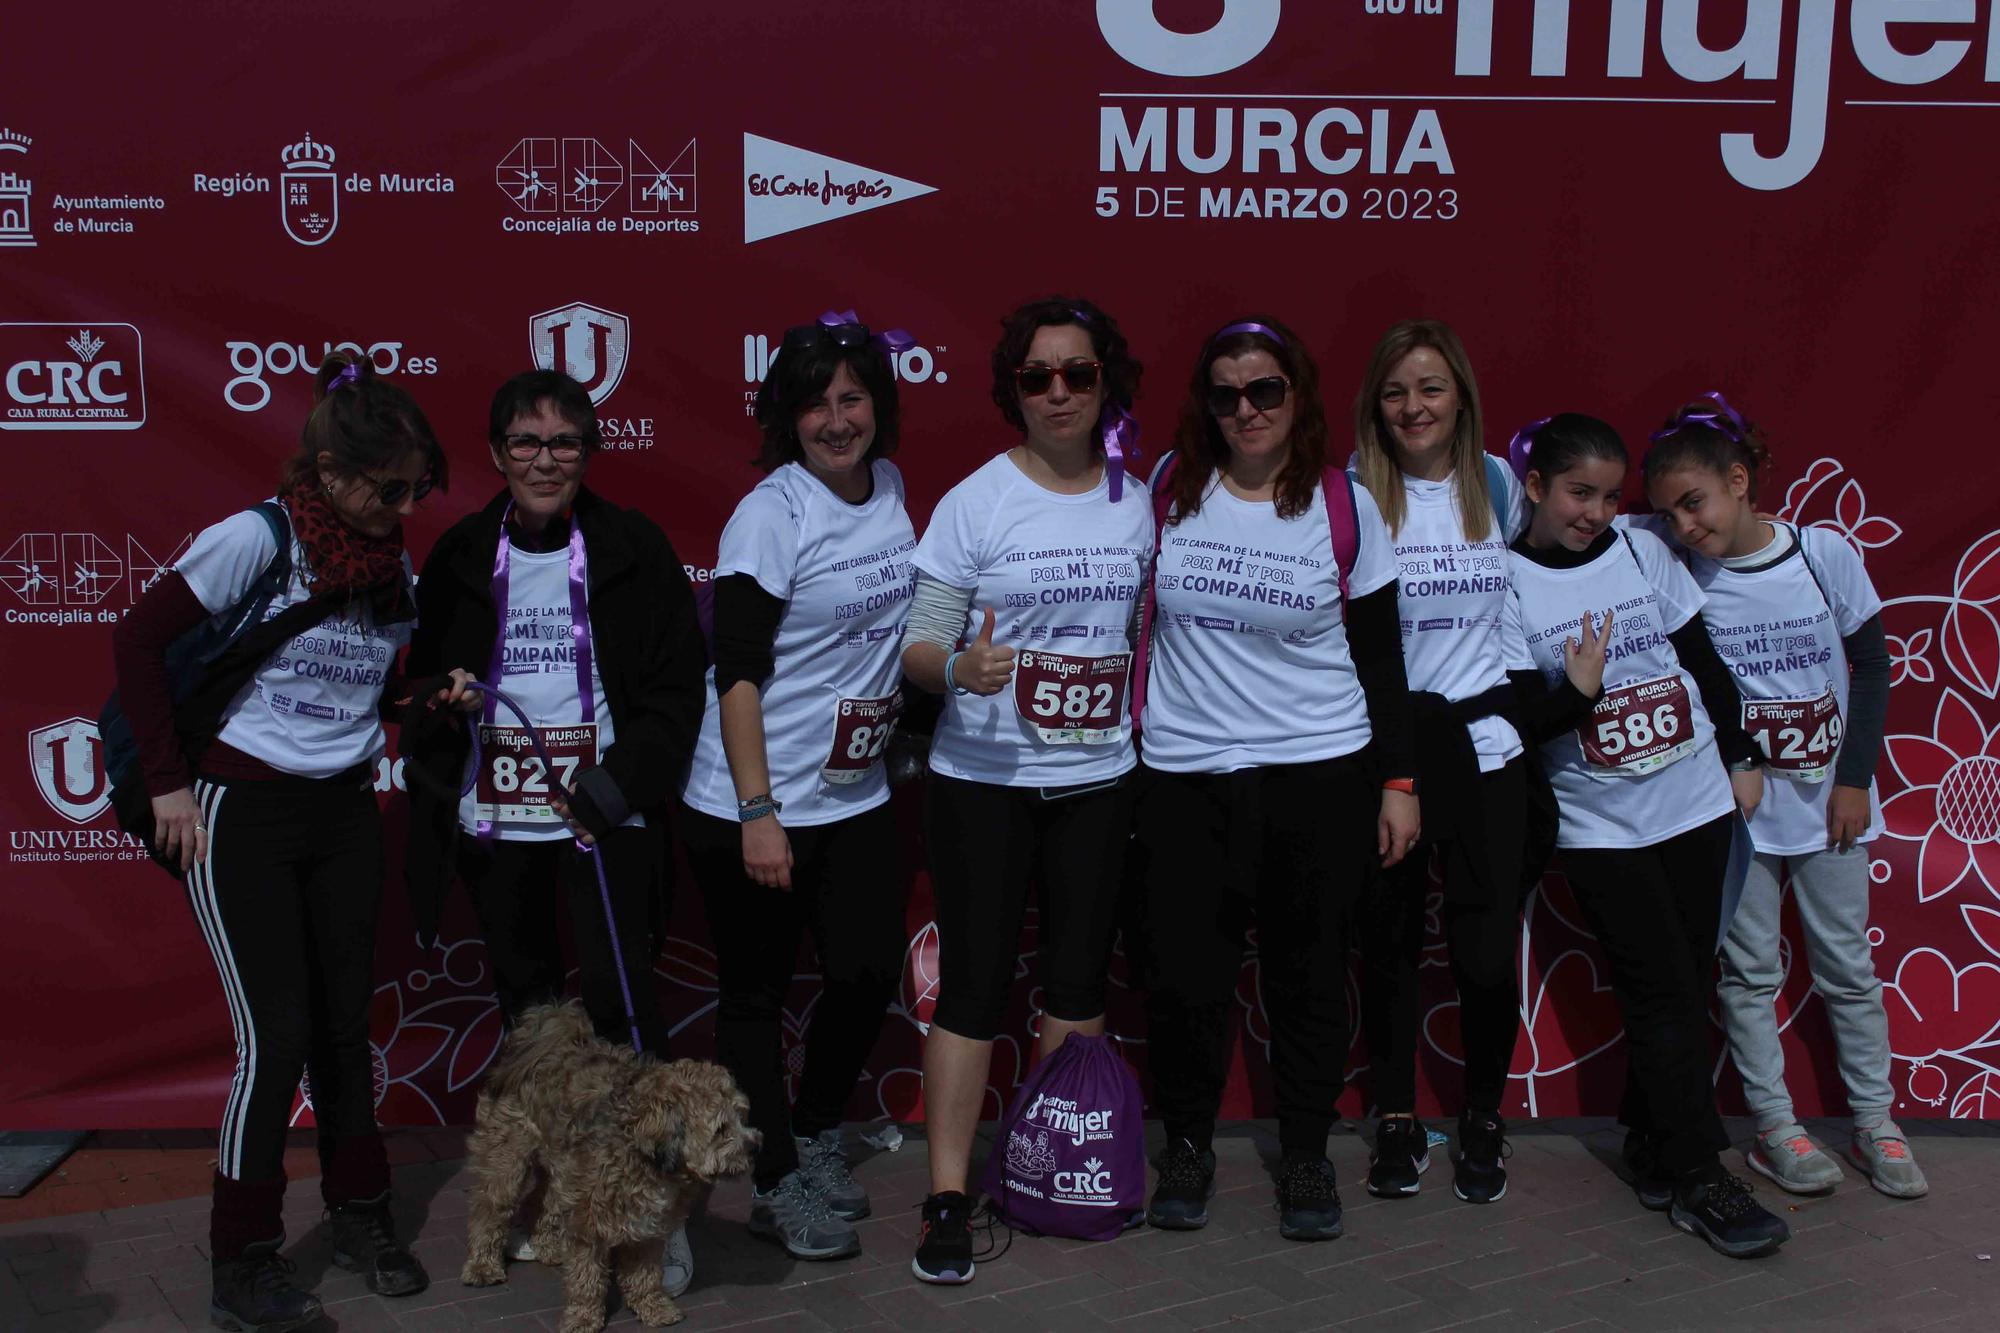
[1015, 360, 1102, 396]
[782, 320, 873, 352]
[1205, 376, 1290, 418]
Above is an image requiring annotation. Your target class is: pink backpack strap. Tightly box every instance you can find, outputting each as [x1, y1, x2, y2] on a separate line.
[1320, 465, 1359, 604]
[1129, 452, 1178, 734]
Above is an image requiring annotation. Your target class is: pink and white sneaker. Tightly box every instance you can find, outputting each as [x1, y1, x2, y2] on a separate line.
[1746, 1124, 1843, 1195]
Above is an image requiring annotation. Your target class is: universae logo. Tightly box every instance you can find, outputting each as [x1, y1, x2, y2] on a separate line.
[530, 303, 630, 407]
[28, 718, 109, 825]
[1095, 0, 2000, 191]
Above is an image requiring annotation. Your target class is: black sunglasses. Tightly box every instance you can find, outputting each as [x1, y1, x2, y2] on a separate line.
[1205, 376, 1289, 418]
[1015, 360, 1102, 396]
[783, 320, 873, 352]
[368, 473, 435, 508]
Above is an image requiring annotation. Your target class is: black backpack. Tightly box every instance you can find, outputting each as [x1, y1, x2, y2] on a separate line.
[100, 502, 340, 877]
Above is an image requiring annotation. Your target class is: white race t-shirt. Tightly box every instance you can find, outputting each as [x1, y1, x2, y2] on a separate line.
[1506, 528, 1733, 849]
[1142, 475, 1397, 774]
[913, 452, 1152, 788]
[682, 460, 917, 826]
[174, 501, 410, 780]
[458, 540, 637, 841]
[1690, 523, 1885, 856]
[1382, 460, 1532, 771]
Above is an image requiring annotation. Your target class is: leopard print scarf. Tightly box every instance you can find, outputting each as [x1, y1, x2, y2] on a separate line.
[284, 475, 416, 623]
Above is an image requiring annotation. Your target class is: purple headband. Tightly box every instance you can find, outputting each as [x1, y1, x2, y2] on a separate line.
[1508, 416, 1553, 479]
[1648, 389, 1746, 444]
[819, 307, 915, 356]
[327, 362, 365, 392]
[1209, 320, 1286, 349]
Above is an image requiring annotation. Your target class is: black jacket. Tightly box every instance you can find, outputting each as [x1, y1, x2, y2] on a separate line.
[401, 487, 707, 946]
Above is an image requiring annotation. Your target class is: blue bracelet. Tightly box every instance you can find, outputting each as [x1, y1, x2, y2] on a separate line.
[943, 650, 971, 696]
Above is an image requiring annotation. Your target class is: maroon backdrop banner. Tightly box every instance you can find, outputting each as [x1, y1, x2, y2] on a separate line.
[6, 1, 2000, 1131]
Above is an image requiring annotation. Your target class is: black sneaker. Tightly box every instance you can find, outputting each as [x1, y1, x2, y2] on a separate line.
[210, 1242, 321, 1333]
[1623, 1130, 1673, 1211]
[1670, 1167, 1791, 1259]
[328, 1197, 429, 1297]
[1453, 1110, 1510, 1204]
[1275, 1153, 1343, 1241]
[1147, 1137, 1217, 1230]
[1366, 1117, 1431, 1198]
[912, 1190, 976, 1285]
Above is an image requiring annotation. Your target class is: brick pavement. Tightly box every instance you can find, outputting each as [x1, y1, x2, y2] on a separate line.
[2, 1117, 1994, 1331]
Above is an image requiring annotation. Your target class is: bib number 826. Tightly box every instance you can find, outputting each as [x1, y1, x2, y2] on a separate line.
[1593, 703, 1682, 757]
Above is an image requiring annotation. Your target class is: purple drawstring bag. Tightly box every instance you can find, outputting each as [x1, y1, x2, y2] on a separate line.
[981, 1032, 1145, 1240]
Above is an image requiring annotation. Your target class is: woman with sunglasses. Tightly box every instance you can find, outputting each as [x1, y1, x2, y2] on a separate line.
[901, 296, 1151, 1284]
[1130, 317, 1419, 1244]
[678, 315, 916, 1263]
[111, 352, 451, 1329]
[1346, 318, 1569, 1206]
[401, 369, 707, 1281]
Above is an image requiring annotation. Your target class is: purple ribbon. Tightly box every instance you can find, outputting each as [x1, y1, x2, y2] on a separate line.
[819, 307, 915, 355]
[1209, 320, 1287, 348]
[327, 362, 364, 392]
[1508, 416, 1553, 479]
[478, 504, 595, 841]
[1101, 404, 1139, 504]
[1649, 389, 1747, 443]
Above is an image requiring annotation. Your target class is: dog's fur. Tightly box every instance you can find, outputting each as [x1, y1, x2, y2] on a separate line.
[460, 1002, 757, 1332]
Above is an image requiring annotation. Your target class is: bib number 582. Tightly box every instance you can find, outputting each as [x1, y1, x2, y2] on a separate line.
[1030, 678, 1117, 722]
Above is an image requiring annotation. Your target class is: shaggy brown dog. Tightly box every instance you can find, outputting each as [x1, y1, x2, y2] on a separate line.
[461, 1002, 757, 1332]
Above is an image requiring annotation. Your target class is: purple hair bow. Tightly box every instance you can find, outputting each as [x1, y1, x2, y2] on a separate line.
[327, 361, 365, 392]
[820, 307, 915, 356]
[1649, 389, 1746, 443]
[1508, 416, 1552, 479]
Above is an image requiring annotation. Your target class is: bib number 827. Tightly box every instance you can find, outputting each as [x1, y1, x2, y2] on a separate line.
[1031, 680, 1117, 722]
[489, 753, 580, 794]
[1593, 703, 1682, 757]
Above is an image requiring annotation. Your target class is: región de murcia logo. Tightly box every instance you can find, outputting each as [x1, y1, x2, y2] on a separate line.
[193, 134, 456, 245]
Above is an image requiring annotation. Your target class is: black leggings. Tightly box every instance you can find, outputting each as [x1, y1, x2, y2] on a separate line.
[188, 773, 389, 1260]
[1561, 813, 1734, 1175]
[924, 771, 1134, 1043]
[1357, 760, 1529, 1117]
[1131, 754, 1378, 1157]
[681, 801, 910, 1189]
[457, 824, 672, 1056]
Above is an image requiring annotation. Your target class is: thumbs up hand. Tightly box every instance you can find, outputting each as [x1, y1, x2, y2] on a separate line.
[951, 607, 1018, 696]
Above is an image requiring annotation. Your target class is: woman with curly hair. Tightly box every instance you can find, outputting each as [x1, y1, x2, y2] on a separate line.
[900, 297, 1152, 1284]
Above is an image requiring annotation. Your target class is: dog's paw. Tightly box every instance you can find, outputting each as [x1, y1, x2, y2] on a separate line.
[460, 1256, 508, 1287]
[557, 1309, 608, 1333]
[629, 1292, 684, 1328]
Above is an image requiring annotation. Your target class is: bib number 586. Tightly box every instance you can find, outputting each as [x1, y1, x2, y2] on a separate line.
[1593, 703, 1682, 757]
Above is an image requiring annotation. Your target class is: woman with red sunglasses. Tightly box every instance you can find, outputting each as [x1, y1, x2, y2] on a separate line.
[1129, 317, 1419, 1244]
[111, 352, 455, 1330]
[901, 296, 1152, 1284]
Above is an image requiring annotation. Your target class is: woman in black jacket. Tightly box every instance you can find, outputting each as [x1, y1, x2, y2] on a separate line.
[402, 369, 706, 1055]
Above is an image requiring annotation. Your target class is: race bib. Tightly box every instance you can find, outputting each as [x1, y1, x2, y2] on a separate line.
[1744, 686, 1843, 783]
[1013, 650, 1131, 745]
[474, 723, 597, 822]
[822, 692, 902, 785]
[1578, 676, 1698, 775]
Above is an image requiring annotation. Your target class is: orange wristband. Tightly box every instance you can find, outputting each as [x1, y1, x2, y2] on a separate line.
[1382, 777, 1417, 795]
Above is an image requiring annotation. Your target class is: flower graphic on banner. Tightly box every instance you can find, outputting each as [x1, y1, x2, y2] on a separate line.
[1779, 457, 1903, 558]
[1940, 531, 2000, 698]
[1888, 629, 1936, 686]
[1881, 688, 2000, 902]
[1880, 947, 2000, 1062]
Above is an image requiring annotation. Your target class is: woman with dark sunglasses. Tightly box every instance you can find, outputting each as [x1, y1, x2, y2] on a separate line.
[111, 352, 453, 1329]
[1129, 317, 1419, 1244]
[678, 315, 916, 1264]
[901, 297, 1152, 1284]
[400, 369, 707, 1284]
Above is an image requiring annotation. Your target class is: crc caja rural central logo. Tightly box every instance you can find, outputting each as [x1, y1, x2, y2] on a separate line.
[0, 323, 146, 431]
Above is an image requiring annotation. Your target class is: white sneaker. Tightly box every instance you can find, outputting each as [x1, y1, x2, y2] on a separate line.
[1745, 1124, 1844, 1195]
[1851, 1120, 1929, 1199]
[661, 1225, 693, 1297]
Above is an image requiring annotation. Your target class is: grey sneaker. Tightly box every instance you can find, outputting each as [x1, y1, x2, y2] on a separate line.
[798, 1130, 870, 1221]
[660, 1224, 693, 1296]
[748, 1169, 861, 1260]
[1746, 1124, 1844, 1195]
[1850, 1120, 1929, 1199]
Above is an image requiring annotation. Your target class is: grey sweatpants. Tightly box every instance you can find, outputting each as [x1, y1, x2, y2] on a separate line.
[1716, 844, 1895, 1131]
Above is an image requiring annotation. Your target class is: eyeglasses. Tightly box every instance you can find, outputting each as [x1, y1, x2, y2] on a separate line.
[783, 320, 873, 352]
[367, 473, 435, 508]
[1205, 376, 1290, 418]
[502, 433, 587, 462]
[1015, 360, 1102, 396]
